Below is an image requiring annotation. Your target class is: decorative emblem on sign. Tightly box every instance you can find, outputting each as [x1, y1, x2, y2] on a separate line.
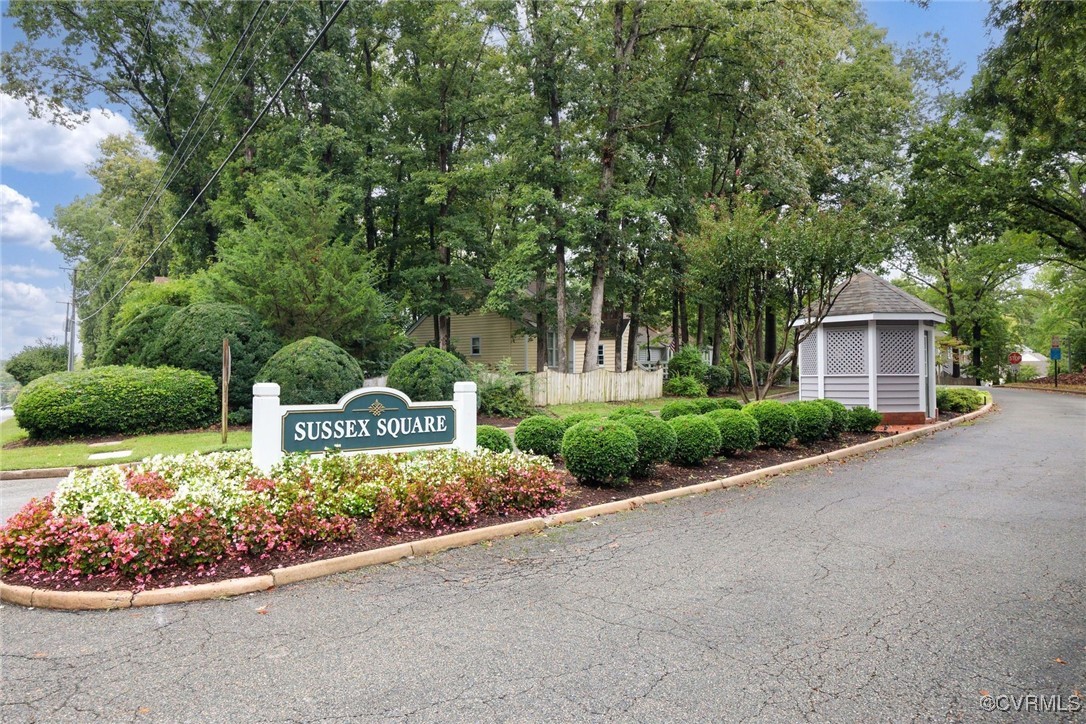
[368, 401, 392, 416]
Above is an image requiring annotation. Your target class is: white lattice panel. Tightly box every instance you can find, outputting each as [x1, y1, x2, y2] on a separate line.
[825, 327, 866, 375]
[878, 327, 918, 375]
[799, 334, 818, 375]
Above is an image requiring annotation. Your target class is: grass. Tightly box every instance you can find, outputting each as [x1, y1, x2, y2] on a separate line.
[545, 386, 797, 419]
[0, 418, 250, 472]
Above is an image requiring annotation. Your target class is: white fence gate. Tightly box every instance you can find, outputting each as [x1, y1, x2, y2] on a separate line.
[526, 368, 663, 406]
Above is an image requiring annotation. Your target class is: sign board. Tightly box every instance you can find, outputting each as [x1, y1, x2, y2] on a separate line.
[1008, 352, 1022, 365]
[251, 383, 477, 473]
[1051, 347, 1062, 361]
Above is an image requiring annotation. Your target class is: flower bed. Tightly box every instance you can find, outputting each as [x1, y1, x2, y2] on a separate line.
[1, 449, 564, 590]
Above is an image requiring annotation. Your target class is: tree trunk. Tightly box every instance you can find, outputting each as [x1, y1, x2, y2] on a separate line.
[765, 307, 777, 362]
[679, 289, 689, 347]
[583, 255, 608, 372]
[712, 306, 724, 366]
[696, 304, 705, 348]
[536, 311, 547, 372]
[671, 285, 680, 352]
[972, 320, 983, 383]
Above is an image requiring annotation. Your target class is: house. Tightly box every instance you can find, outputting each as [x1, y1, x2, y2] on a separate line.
[794, 270, 946, 424]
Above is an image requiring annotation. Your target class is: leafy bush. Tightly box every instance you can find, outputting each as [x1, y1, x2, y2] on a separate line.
[667, 415, 722, 467]
[742, 400, 798, 448]
[256, 336, 366, 405]
[691, 398, 720, 414]
[608, 406, 652, 421]
[703, 364, 731, 395]
[755, 361, 791, 386]
[668, 347, 708, 381]
[791, 400, 832, 444]
[477, 425, 513, 453]
[475, 361, 532, 418]
[704, 409, 760, 455]
[157, 303, 282, 409]
[717, 398, 743, 411]
[386, 347, 472, 402]
[514, 415, 565, 457]
[660, 400, 700, 421]
[560, 412, 602, 430]
[616, 415, 677, 477]
[13, 366, 217, 439]
[813, 398, 848, 439]
[372, 479, 477, 534]
[561, 420, 638, 486]
[846, 406, 883, 432]
[5, 340, 67, 385]
[97, 305, 179, 367]
[936, 387, 986, 413]
[664, 375, 708, 397]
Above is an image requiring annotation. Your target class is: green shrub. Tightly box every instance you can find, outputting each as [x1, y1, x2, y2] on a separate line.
[13, 366, 217, 439]
[98, 305, 179, 367]
[668, 347, 708, 381]
[386, 347, 472, 402]
[562, 420, 638, 486]
[936, 387, 986, 413]
[717, 398, 743, 411]
[691, 398, 720, 414]
[474, 361, 532, 418]
[157, 303, 282, 409]
[616, 415, 677, 477]
[256, 336, 366, 405]
[755, 361, 791, 386]
[477, 425, 513, 453]
[514, 416, 565, 457]
[664, 375, 708, 397]
[791, 400, 832, 444]
[846, 406, 883, 432]
[5, 341, 67, 385]
[660, 400, 699, 421]
[608, 406, 652, 421]
[667, 415, 722, 467]
[813, 398, 848, 438]
[742, 399, 798, 448]
[703, 364, 731, 395]
[560, 412, 602, 430]
[704, 409, 760, 455]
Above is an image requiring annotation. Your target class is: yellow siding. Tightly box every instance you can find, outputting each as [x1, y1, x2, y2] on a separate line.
[406, 312, 532, 372]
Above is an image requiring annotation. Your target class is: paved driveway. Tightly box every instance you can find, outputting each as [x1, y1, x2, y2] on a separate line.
[2, 388, 1083, 722]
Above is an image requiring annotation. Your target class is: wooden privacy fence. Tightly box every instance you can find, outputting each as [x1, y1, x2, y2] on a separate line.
[524, 368, 664, 407]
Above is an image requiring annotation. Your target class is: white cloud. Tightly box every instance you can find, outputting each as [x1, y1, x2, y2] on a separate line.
[2, 263, 60, 280]
[1, 279, 68, 360]
[0, 93, 134, 175]
[0, 185, 56, 250]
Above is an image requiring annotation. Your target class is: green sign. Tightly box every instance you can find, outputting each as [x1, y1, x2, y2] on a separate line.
[281, 389, 456, 454]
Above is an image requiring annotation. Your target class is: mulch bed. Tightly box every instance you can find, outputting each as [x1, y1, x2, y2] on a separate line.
[3, 430, 899, 594]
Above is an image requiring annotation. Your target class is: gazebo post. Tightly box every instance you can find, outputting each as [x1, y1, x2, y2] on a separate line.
[867, 320, 878, 409]
[816, 326, 826, 399]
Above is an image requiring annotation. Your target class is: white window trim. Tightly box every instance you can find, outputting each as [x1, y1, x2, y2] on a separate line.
[597, 344, 605, 366]
[471, 336, 482, 356]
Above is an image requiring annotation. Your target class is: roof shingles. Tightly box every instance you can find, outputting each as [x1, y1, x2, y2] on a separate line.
[825, 270, 944, 318]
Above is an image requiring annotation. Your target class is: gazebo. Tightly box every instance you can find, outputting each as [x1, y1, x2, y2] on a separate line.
[795, 270, 947, 424]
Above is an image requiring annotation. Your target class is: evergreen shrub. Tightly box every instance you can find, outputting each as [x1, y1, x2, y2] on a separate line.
[386, 347, 472, 402]
[667, 347, 708, 380]
[476, 425, 513, 453]
[97, 305, 179, 367]
[514, 416, 565, 458]
[703, 364, 731, 395]
[791, 400, 832, 444]
[936, 387, 986, 413]
[692, 398, 720, 414]
[608, 406, 652, 421]
[616, 414, 677, 477]
[742, 399, 798, 448]
[704, 409, 760, 455]
[664, 375, 708, 397]
[813, 398, 848, 438]
[846, 406, 883, 432]
[560, 412, 602, 430]
[667, 415, 722, 466]
[561, 420, 638, 486]
[660, 400, 699, 420]
[256, 336, 366, 405]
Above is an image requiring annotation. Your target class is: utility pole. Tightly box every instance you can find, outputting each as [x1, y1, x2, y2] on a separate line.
[62, 267, 77, 371]
[57, 302, 71, 350]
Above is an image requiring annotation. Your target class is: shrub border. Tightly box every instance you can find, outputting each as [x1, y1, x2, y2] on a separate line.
[1, 401, 994, 610]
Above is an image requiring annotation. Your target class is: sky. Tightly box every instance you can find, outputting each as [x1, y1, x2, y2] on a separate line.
[0, 0, 1000, 362]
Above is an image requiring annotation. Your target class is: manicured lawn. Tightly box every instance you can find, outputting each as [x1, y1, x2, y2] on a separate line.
[546, 386, 797, 419]
[0, 418, 250, 472]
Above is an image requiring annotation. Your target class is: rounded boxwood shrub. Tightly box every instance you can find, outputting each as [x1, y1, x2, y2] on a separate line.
[936, 387, 985, 413]
[386, 347, 472, 403]
[157, 303, 282, 409]
[742, 399, 798, 448]
[561, 420, 638, 487]
[847, 405, 883, 432]
[477, 425, 513, 453]
[608, 406, 652, 421]
[717, 398, 743, 411]
[13, 366, 217, 439]
[616, 414, 677, 477]
[667, 415, 722, 467]
[667, 347, 708, 381]
[664, 375, 708, 398]
[514, 415, 565, 457]
[703, 364, 731, 395]
[97, 305, 179, 367]
[560, 412, 602, 430]
[256, 336, 366, 405]
[704, 409, 760, 455]
[660, 400, 699, 421]
[691, 398, 720, 414]
[814, 398, 848, 439]
[791, 400, 832, 444]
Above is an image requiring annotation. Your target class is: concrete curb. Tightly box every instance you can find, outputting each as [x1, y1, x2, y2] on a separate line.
[1, 402, 993, 611]
[0, 466, 76, 482]
[1002, 385, 1086, 397]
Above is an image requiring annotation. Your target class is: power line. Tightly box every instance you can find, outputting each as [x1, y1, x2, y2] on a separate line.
[79, 0, 351, 322]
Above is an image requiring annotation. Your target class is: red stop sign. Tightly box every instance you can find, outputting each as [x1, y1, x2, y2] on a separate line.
[1008, 352, 1023, 365]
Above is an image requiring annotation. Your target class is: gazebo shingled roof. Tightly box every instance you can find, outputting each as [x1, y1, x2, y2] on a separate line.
[825, 270, 942, 318]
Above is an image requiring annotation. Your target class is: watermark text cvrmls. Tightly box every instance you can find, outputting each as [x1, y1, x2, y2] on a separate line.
[979, 694, 1081, 713]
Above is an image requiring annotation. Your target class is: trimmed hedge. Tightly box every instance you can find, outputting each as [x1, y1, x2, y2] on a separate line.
[660, 400, 699, 421]
[608, 406, 653, 421]
[256, 336, 366, 405]
[936, 387, 986, 413]
[704, 364, 731, 395]
[13, 366, 217, 439]
[667, 347, 708, 381]
[847, 406, 882, 432]
[691, 398, 720, 414]
[717, 398, 743, 411]
[561, 420, 638, 486]
[742, 400, 798, 448]
[386, 347, 472, 403]
[157, 303, 282, 409]
[97, 305, 179, 367]
[814, 398, 848, 439]
[560, 412, 602, 430]
[791, 400, 832, 444]
[514, 415, 565, 457]
[664, 375, 708, 397]
[477, 425, 513, 453]
[667, 415, 722, 466]
[704, 409, 760, 455]
[616, 414, 677, 477]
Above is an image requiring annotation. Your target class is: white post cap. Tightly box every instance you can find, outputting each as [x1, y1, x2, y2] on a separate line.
[253, 382, 280, 396]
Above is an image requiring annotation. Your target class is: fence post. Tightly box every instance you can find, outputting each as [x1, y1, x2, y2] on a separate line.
[453, 381, 478, 451]
[252, 383, 282, 474]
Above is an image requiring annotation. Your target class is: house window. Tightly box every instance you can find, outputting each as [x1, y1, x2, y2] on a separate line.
[546, 332, 558, 368]
[471, 337, 481, 356]
[597, 344, 605, 366]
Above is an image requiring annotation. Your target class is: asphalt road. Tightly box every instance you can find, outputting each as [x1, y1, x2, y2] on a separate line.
[2, 388, 1083, 722]
[2, 477, 64, 523]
